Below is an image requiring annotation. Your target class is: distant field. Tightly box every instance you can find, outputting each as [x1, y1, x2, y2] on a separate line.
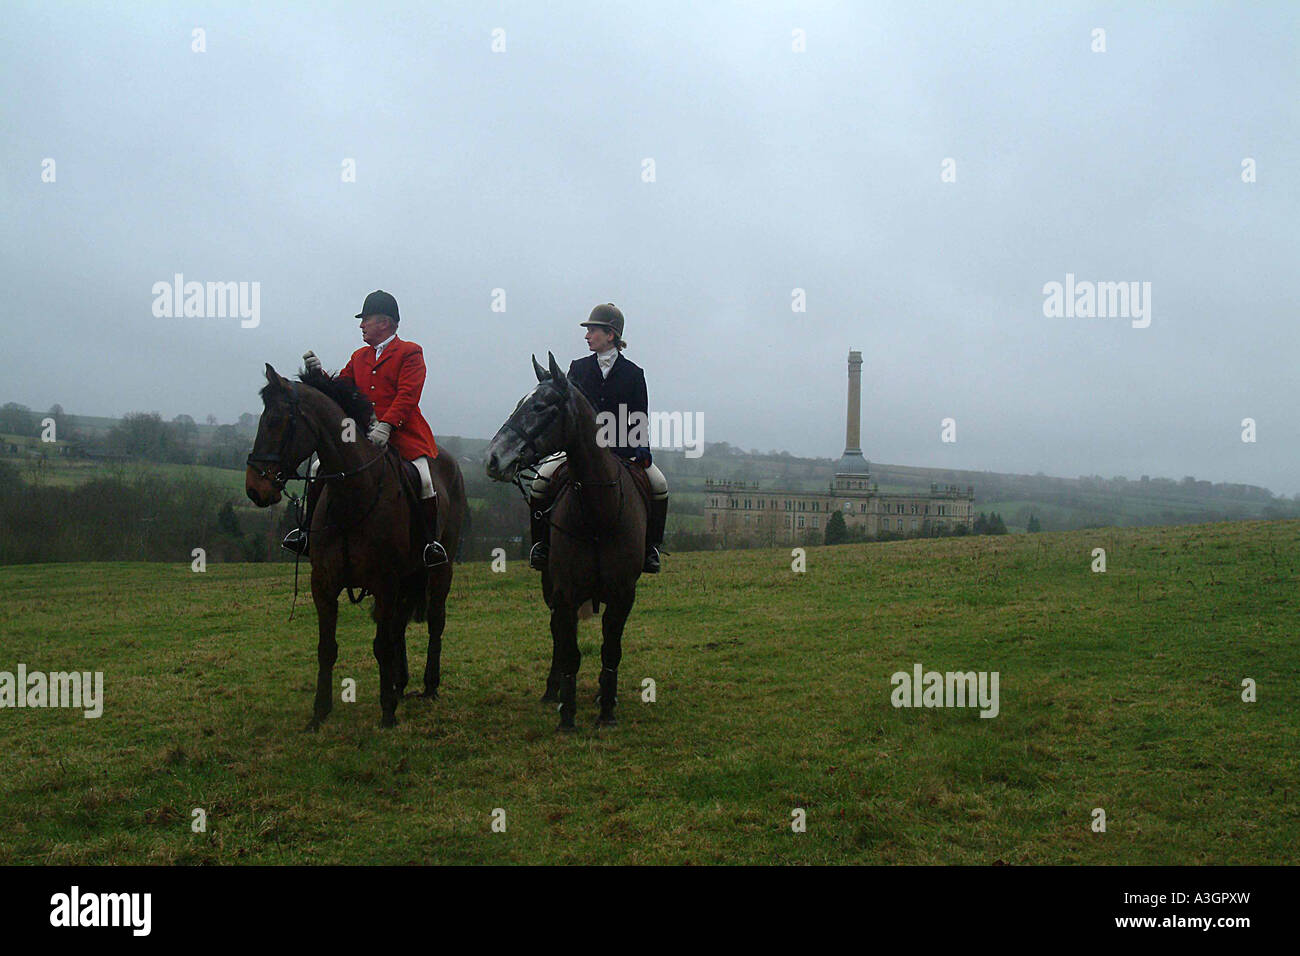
[1, 520, 1295, 864]
[6, 454, 252, 500]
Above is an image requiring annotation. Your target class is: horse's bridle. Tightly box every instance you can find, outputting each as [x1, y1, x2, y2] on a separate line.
[246, 384, 312, 490]
[501, 414, 549, 474]
[247, 382, 390, 489]
[501, 397, 629, 545]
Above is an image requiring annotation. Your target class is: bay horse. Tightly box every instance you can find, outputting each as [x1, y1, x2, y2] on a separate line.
[245, 364, 467, 729]
[485, 353, 650, 731]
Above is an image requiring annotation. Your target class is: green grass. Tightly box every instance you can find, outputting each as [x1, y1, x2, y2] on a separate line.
[0, 520, 1296, 864]
[9, 454, 252, 499]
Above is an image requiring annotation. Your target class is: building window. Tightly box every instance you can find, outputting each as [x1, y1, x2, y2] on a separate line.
[911, 518, 918, 531]
[711, 514, 717, 529]
[797, 516, 805, 528]
[812, 517, 819, 529]
[911, 504, 918, 514]
[860, 503, 866, 513]
[744, 515, 751, 526]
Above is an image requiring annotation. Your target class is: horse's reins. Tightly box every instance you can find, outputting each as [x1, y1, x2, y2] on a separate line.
[246, 382, 392, 618]
[511, 454, 632, 547]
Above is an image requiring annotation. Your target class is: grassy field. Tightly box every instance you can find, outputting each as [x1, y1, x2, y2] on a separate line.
[6, 453, 252, 499]
[0, 520, 1296, 864]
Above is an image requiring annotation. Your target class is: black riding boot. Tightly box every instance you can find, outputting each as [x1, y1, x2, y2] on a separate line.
[528, 498, 550, 571]
[419, 495, 449, 568]
[281, 480, 322, 556]
[643, 495, 668, 573]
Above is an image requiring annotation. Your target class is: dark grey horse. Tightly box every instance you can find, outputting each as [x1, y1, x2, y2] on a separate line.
[485, 354, 651, 731]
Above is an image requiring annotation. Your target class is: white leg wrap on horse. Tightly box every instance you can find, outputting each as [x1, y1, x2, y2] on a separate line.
[412, 455, 436, 499]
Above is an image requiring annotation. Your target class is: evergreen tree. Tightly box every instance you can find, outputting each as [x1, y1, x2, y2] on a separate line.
[217, 500, 242, 536]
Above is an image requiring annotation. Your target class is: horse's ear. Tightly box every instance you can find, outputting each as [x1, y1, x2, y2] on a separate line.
[264, 364, 281, 389]
[532, 354, 548, 382]
[547, 352, 567, 391]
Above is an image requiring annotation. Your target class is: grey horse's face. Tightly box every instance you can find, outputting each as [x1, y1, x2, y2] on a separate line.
[485, 353, 571, 482]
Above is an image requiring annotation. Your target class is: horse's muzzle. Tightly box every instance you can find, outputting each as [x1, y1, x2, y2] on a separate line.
[245, 465, 283, 507]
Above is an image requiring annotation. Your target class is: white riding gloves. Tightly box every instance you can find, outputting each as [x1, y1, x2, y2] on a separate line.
[368, 421, 392, 447]
[303, 350, 322, 374]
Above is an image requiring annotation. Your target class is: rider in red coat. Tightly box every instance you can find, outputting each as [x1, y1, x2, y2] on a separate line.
[282, 290, 447, 567]
[337, 333, 439, 461]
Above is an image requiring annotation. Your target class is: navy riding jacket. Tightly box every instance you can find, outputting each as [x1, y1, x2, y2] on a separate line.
[567, 353, 651, 463]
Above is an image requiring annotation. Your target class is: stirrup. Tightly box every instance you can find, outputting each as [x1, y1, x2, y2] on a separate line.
[642, 546, 661, 574]
[423, 540, 449, 568]
[529, 542, 549, 571]
[281, 528, 308, 555]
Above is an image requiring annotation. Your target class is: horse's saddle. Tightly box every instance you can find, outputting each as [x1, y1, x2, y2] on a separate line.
[398, 456, 422, 502]
[548, 458, 651, 506]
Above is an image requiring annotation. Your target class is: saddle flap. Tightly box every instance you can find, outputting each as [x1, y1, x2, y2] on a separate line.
[398, 456, 422, 501]
[619, 458, 653, 506]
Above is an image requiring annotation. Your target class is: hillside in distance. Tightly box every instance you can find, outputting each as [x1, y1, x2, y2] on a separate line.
[5, 397, 1295, 537]
[442, 436, 1300, 534]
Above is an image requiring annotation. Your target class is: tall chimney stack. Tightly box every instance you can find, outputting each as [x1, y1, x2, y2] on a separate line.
[836, 350, 869, 475]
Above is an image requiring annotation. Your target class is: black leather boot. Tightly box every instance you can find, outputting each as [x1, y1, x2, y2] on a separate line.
[642, 495, 668, 573]
[528, 499, 550, 571]
[419, 495, 449, 568]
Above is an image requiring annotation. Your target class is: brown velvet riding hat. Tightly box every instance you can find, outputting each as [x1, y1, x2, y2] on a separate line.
[580, 303, 624, 337]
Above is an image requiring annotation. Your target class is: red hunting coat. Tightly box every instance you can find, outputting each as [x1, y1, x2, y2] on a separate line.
[338, 336, 438, 460]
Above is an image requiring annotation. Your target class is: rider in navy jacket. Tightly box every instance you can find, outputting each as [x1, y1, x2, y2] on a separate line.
[566, 352, 652, 464]
[529, 303, 669, 574]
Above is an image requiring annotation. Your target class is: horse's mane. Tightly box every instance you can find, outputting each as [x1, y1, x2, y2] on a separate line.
[294, 367, 375, 425]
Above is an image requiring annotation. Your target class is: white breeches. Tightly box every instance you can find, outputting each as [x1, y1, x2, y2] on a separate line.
[531, 451, 668, 500]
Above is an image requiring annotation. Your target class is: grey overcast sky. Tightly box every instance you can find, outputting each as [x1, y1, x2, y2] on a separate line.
[3, 1, 1297, 493]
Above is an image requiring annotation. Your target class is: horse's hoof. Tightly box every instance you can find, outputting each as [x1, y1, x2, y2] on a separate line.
[596, 716, 617, 728]
[305, 719, 322, 733]
[555, 721, 576, 734]
[421, 688, 439, 700]
[540, 691, 560, 703]
[380, 715, 397, 728]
